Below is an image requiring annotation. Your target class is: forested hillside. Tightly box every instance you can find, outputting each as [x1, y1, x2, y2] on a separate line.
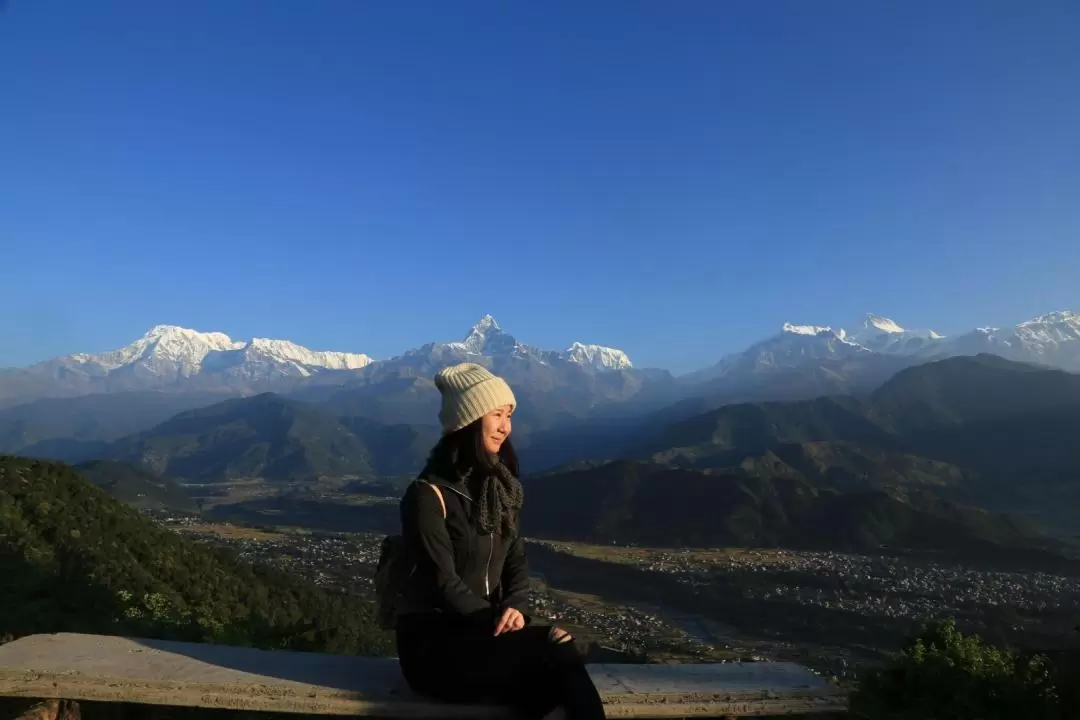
[0, 456, 391, 655]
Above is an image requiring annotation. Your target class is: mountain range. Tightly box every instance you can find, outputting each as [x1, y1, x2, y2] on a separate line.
[3, 309, 1080, 478]
[6, 310, 1080, 408]
[0, 315, 635, 407]
[4, 348, 1077, 562]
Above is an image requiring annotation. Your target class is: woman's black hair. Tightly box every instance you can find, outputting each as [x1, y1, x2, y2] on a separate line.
[424, 418, 519, 480]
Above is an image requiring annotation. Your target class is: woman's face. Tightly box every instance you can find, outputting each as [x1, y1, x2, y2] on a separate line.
[480, 405, 513, 455]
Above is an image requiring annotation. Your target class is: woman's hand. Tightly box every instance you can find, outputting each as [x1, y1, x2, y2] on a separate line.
[494, 607, 525, 636]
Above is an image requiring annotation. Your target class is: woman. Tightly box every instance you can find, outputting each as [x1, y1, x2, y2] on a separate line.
[395, 362, 606, 720]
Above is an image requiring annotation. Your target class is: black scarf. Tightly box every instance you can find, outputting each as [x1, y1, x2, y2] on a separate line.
[424, 451, 524, 536]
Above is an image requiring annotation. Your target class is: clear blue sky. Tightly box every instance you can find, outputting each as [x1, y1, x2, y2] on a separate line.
[1, 0, 1078, 373]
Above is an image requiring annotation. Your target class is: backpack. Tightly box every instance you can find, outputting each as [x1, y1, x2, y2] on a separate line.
[375, 481, 446, 630]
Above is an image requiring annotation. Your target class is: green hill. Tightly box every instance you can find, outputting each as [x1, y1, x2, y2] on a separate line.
[0, 455, 391, 654]
[73, 459, 197, 512]
[106, 393, 375, 483]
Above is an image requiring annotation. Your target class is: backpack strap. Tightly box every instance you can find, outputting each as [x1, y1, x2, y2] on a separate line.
[419, 480, 447, 519]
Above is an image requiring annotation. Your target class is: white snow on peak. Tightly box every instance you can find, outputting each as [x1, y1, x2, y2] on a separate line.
[864, 314, 906, 334]
[564, 342, 633, 370]
[843, 314, 945, 354]
[68, 325, 371, 378]
[450, 315, 518, 356]
[71, 325, 243, 375]
[246, 338, 372, 370]
[473, 314, 500, 332]
[782, 323, 834, 336]
[443, 315, 632, 370]
[1013, 310, 1080, 346]
[1025, 310, 1078, 325]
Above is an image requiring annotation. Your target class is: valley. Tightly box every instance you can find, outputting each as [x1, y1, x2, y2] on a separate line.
[152, 511, 1080, 681]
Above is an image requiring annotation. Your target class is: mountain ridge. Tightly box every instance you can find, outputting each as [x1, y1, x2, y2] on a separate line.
[0, 315, 636, 407]
[642, 354, 1080, 536]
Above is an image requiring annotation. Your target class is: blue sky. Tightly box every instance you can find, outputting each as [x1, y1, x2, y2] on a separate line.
[1, 0, 1078, 373]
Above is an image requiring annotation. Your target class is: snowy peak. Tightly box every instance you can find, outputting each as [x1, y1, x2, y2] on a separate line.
[1026, 310, 1078, 325]
[782, 323, 835, 337]
[863, 314, 906, 334]
[1015, 311, 1080, 344]
[442, 315, 632, 371]
[245, 338, 372, 371]
[451, 315, 520, 357]
[844, 314, 944, 355]
[564, 342, 633, 370]
[931, 311, 1080, 368]
[473, 314, 501, 333]
[68, 326, 371, 380]
[72, 325, 244, 376]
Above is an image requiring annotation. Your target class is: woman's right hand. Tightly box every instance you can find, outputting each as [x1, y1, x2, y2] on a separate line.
[494, 606, 525, 636]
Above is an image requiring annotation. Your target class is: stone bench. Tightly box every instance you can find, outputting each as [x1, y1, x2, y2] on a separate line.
[0, 634, 846, 717]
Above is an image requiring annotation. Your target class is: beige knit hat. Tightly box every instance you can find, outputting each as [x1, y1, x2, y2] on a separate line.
[434, 363, 517, 434]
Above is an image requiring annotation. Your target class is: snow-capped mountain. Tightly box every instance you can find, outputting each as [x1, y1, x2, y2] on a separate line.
[686, 322, 873, 386]
[438, 315, 632, 370]
[683, 310, 1080, 402]
[930, 311, 1080, 370]
[671, 320, 913, 416]
[845, 314, 944, 355]
[564, 342, 634, 371]
[68, 325, 244, 377]
[69, 325, 373, 380]
[0, 325, 374, 406]
[738, 322, 870, 372]
[293, 315, 652, 430]
[744, 322, 867, 367]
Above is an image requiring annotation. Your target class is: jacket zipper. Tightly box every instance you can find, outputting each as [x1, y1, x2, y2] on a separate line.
[428, 481, 492, 598]
[484, 532, 493, 597]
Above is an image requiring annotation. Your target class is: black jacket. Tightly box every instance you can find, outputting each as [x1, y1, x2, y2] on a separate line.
[398, 472, 531, 626]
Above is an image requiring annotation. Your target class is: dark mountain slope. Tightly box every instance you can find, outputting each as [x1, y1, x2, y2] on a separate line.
[641, 356, 1080, 537]
[0, 391, 229, 454]
[522, 461, 1051, 561]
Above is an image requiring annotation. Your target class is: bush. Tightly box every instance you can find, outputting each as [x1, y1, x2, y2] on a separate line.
[851, 619, 1074, 720]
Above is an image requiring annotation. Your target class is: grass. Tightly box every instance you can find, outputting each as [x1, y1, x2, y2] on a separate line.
[541, 539, 799, 566]
[173, 522, 284, 542]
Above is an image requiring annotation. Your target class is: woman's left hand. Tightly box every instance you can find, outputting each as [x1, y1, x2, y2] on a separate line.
[494, 607, 525, 636]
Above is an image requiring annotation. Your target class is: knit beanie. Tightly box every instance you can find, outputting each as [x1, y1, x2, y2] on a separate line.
[434, 363, 517, 434]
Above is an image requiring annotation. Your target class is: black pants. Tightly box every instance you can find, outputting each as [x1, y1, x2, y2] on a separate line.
[396, 614, 606, 720]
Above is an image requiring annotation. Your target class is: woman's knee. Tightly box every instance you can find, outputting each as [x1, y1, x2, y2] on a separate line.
[548, 626, 574, 645]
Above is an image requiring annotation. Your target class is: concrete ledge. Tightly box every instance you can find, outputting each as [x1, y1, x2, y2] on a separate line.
[0, 634, 846, 717]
